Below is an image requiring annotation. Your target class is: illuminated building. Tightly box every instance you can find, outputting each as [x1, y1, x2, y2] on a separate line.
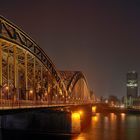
[126, 71, 138, 98]
[125, 71, 138, 107]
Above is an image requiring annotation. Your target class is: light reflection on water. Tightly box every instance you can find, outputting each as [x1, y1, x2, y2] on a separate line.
[72, 113, 140, 140]
[2, 113, 140, 140]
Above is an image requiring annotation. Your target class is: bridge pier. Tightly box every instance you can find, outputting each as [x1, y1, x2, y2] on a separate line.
[0, 110, 71, 134]
[0, 116, 3, 139]
[0, 105, 92, 135]
[70, 104, 92, 131]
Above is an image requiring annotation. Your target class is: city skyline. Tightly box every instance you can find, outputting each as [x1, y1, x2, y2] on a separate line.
[1, 0, 140, 98]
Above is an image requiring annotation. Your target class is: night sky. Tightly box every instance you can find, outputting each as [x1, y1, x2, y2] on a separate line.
[1, 0, 140, 99]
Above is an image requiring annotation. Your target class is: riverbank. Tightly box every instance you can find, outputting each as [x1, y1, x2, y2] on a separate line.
[96, 103, 140, 114]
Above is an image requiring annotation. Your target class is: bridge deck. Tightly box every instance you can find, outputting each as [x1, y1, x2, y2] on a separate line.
[0, 99, 92, 110]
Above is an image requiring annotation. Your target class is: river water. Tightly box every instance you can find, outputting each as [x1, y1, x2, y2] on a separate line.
[2, 113, 140, 140]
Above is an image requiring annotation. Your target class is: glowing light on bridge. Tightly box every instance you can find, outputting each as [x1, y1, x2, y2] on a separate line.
[72, 112, 80, 119]
[29, 90, 33, 94]
[5, 86, 9, 90]
[92, 116, 98, 122]
[79, 110, 83, 115]
[92, 106, 96, 114]
[71, 112, 81, 133]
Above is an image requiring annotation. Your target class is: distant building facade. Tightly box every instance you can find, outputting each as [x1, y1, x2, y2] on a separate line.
[125, 71, 138, 107]
[127, 71, 138, 98]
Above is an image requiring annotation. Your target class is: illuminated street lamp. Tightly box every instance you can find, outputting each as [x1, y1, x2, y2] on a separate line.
[29, 89, 33, 99]
[29, 90, 33, 94]
[5, 86, 9, 90]
[79, 110, 83, 115]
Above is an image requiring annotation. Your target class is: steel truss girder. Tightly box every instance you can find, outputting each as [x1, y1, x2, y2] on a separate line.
[0, 16, 67, 95]
[67, 72, 88, 92]
[0, 42, 66, 103]
[0, 16, 92, 107]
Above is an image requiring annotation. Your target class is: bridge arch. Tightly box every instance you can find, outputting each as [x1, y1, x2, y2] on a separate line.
[0, 16, 67, 104]
[0, 16, 92, 108]
[60, 71, 91, 103]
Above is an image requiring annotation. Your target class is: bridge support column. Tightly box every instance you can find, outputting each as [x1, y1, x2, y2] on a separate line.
[33, 57, 36, 102]
[71, 112, 81, 133]
[0, 115, 3, 139]
[25, 52, 28, 101]
[13, 46, 17, 101]
[0, 44, 2, 102]
[7, 48, 10, 100]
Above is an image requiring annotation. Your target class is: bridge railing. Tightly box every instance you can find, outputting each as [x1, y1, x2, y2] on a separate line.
[0, 99, 93, 110]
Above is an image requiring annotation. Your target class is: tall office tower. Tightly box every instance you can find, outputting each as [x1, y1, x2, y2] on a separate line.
[126, 71, 138, 98]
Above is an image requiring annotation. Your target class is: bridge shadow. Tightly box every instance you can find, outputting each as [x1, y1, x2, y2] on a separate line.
[1, 129, 74, 140]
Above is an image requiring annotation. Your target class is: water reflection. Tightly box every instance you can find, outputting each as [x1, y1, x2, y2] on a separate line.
[121, 113, 126, 121]
[2, 113, 140, 140]
[73, 113, 140, 140]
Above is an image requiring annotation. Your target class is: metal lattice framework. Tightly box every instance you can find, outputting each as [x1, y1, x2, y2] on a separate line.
[60, 71, 91, 103]
[0, 16, 91, 109]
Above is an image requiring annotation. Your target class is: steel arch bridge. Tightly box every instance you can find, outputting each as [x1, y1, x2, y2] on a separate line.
[0, 16, 92, 109]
